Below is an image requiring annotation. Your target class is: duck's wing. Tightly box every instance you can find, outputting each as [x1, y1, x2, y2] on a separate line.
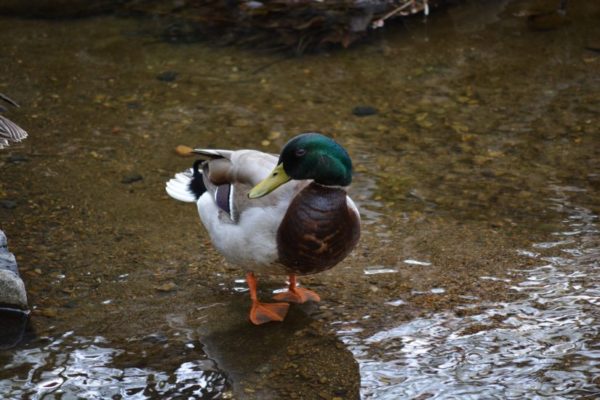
[166, 149, 295, 223]
[203, 150, 289, 223]
[197, 149, 278, 187]
[0, 115, 28, 149]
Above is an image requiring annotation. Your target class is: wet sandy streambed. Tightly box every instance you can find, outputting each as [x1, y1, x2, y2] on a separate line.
[1, 0, 599, 398]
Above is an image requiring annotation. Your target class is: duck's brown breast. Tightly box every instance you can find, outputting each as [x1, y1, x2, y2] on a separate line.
[276, 183, 360, 275]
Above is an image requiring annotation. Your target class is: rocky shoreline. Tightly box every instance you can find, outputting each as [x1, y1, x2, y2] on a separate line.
[0, 0, 436, 51]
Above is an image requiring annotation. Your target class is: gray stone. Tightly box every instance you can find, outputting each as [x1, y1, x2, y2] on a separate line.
[0, 230, 28, 310]
[0, 245, 18, 275]
[0, 270, 27, 309]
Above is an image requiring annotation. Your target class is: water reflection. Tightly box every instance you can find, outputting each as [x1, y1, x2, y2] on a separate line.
[0, 331, 230, 399]
[0, 309, 29, 350]
[338, 186, 600, 398]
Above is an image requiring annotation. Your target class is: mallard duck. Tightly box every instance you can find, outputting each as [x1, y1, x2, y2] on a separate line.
[166, 133, 360, 324]
[0, 93, 28, 150]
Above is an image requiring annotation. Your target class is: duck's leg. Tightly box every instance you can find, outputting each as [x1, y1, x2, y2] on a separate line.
[246, 272, 289, 325]
[273, 274, 321, 304]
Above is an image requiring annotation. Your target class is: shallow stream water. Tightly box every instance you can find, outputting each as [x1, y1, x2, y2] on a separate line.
[1, 0, 599, 398]
[340, 185, 600, 399]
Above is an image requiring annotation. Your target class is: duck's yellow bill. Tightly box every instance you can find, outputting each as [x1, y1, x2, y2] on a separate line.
[248, 164, 291, 199]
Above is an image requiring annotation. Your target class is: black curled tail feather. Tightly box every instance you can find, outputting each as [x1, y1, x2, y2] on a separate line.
[189, 160, 207, 199]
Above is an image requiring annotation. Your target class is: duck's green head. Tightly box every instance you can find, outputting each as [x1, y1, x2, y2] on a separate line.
[249, 133, 353, 199]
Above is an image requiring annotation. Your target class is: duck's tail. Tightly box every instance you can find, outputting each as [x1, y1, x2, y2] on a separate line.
[165, 160, 206, 203]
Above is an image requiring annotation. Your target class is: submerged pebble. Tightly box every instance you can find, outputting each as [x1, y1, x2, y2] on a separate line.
[352, 106, 378, 117]
[156, 71, 178, 82]
[142, 332, 168, 344]
[154, 281, 177, 292]
[0, 200, 17, 209]
[37, 308, 58, 318]
[175, 145, 193, 157]
[121, 173, 143, 184]
[6, 155, 28, 163]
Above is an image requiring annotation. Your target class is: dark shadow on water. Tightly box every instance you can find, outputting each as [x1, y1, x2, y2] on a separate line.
[0, 308, 31, 350]
[202, 296, 360, 399]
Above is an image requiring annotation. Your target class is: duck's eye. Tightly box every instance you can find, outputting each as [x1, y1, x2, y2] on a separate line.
[295, 148, 306, 157]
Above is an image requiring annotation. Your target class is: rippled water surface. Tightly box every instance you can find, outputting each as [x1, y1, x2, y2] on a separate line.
[1, 332, 228, 399]
[340, 186, 600, 398]
[1, 0, 599, 398]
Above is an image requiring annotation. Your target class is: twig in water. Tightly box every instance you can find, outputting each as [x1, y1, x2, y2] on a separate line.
[372, 0, 429, 29]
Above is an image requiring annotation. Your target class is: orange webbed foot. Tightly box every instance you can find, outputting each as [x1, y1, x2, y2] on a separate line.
[246, 272, 289, 325]
[249, 301, 290, 325]
[273, 274, 321, 304]
[273, 287, 321, 304]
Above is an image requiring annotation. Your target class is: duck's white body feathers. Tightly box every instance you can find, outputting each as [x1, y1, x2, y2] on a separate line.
[197, 191, 291, 272]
